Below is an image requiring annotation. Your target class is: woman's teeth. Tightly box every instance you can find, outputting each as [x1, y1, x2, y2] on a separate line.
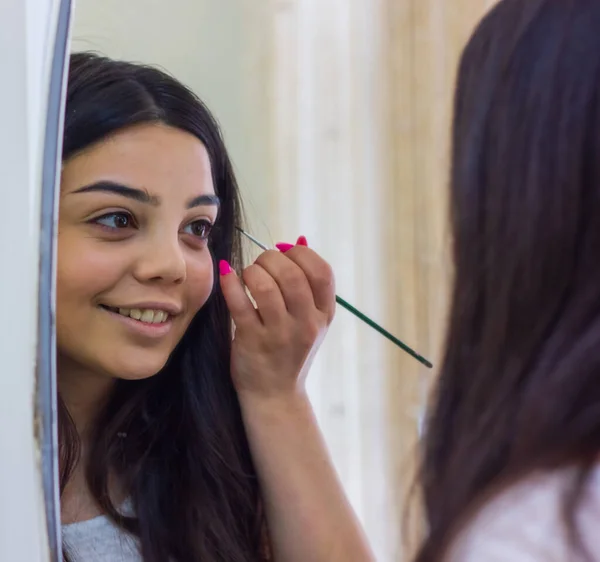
[117, 308, 169, 324]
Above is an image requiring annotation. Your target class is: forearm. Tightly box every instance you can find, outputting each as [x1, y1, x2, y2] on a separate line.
[239, 391, 375, 562]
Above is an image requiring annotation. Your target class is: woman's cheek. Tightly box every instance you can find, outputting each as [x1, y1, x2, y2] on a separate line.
[57, 239, 130, 299]
[184, 253, 215, 311]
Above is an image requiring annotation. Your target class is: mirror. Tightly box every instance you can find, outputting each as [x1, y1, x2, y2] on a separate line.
[0, 0, 72, 560]
[0, 1, 498, 561]
[68, 4, 406, 559]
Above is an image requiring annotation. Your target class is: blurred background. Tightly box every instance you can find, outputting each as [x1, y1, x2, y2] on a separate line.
[70, 1, 497, 559]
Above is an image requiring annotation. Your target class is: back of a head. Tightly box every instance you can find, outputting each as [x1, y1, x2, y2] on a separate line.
[416, 0, 600, 560]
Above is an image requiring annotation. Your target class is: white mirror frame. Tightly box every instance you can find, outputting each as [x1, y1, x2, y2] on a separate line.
[0, 0, 72, 560]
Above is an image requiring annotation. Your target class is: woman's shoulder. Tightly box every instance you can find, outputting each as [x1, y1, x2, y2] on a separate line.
[446, 466, 600, 562]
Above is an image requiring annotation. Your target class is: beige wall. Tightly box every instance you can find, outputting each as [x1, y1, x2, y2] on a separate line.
[71, 0, 273, 235]
[386, 1, 498, 555]
[70, 1, 497, 559]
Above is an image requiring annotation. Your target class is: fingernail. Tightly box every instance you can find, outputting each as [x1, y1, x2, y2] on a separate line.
[296, 235, 308, 247]
[276, 242, 294, 253]
[219, 260, 233, 275]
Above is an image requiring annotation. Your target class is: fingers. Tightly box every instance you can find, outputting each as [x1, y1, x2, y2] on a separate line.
[257, 237, 336, 322]
[220, 237, 336, 329]
[252, 249, 313, 318]
[218, 260, 260, 329]
[219, 259, 288, 327]
[285, 245, 336, 321]
[241, 263, 288, 325]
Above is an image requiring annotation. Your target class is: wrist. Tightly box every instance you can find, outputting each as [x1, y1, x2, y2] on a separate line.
[237, 388, 312, 420]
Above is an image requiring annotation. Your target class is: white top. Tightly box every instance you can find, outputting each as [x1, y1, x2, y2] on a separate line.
[447, 467, 600, 562]
[62, 500, 141, 562]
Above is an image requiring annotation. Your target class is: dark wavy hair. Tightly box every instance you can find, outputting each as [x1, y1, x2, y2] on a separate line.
[413, 1, 600, 561]
[59, 52, 266, 562]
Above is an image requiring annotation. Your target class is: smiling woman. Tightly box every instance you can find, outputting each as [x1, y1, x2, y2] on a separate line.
[50, 52, 374, 562]
[56, 54, 258, 562]
[58, 123, 221, 385]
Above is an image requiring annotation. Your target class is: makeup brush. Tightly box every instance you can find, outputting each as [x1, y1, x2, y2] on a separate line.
[236, 227, 433, 369]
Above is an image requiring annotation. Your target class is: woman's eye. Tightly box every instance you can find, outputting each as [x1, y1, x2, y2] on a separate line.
[93, 212, 134, 229]
[183, 219, 214, 240]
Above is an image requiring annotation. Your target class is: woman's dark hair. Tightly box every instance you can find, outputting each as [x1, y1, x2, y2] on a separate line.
[413, 1, 600, 560]
[60, 52, 266, 562]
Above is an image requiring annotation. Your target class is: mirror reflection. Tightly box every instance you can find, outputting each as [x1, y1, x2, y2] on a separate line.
[8, 1, 596, 561]
[48, 1, 488, 561]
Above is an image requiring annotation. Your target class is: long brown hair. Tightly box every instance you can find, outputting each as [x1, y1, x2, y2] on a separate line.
[60, 53, 266, 562]
[414, 1, 600, 560]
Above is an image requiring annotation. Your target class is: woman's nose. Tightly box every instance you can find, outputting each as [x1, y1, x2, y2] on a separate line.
[132, 234, 187, 285]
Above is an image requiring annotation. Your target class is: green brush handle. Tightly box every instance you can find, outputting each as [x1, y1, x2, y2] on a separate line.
[236, 227, 433, 368]
[334, 295, 432, 368]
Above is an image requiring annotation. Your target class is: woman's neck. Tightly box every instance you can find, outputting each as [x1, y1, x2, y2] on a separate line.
[57, 353, 116, 438]
[58, 354, 122, 524]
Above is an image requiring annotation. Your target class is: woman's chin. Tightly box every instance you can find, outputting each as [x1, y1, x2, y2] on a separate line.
[104, 354, 170, 381]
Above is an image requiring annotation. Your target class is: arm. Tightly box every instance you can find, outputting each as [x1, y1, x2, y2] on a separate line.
[219, 238, 375, 562]
[238, 391, 374, 562]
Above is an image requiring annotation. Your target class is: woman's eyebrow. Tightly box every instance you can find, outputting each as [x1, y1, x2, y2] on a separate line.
[186, 194, 220, 209]
[68, 181, 220, 209]
[69, 181, 159, 204]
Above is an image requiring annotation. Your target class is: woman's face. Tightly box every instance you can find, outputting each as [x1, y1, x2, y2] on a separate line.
[57, 123, 219, 381]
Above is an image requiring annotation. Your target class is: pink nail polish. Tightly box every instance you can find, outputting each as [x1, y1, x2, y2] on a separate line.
[219, 260, 233, 275]
[296, 235, 308, 247]
[276, 242, 294, 253]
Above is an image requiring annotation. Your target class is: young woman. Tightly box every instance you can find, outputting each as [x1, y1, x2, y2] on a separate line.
[58, 52, 373, 562]
[413, 1, 600, 561]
